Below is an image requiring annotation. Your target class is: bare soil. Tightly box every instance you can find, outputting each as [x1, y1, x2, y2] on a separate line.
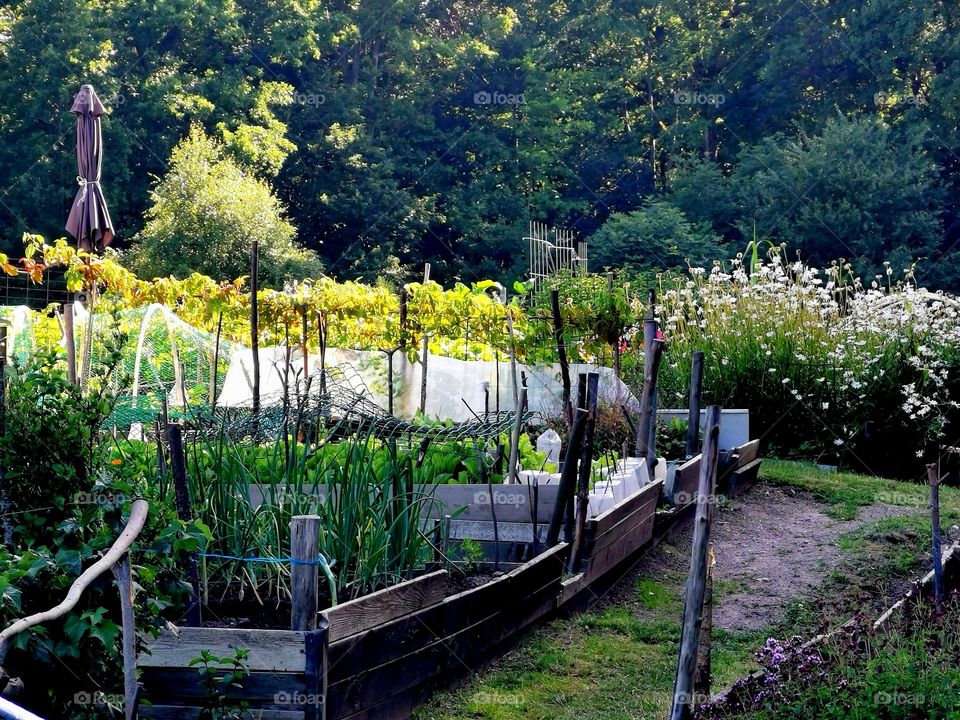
[606, 483, 914, 632]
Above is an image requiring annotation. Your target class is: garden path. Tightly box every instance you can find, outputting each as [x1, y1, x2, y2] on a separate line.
[612, 483, 914, 632]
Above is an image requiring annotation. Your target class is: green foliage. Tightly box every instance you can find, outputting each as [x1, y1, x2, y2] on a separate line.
[589, 201, 721, 275]
[1, 0, 957, 288]
[702, 598, 960, 720]
[0, 347, 201, 718]
[127, 126, 321, 286]
[190, 647, 252, 720]
[728, 116, 943, 280]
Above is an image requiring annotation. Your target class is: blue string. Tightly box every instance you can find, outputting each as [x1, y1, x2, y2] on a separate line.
[200, 552, 335, 568]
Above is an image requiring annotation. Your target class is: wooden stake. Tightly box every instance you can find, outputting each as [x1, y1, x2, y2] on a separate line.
[506, 388, 528, 484]
[210, 311, 223, 410]
[301, 306, 310, 382]
[419, 264, 431, 415]
[927, 463, 945, 614]
[608, 272, 622, 381]
[250, 239, 260, 416]
[167, 423, 201, 627]
[63, 303, 78, 385]
[291, 515, 321, 631]
[693, 543, 715, 698]
[550, 289, 573, 429]
[686, 352, 705, 459]
[570, 372, 600, 573]
[546, 408, 588, 547]
[637, 339, 665, 478]
[670, 405, 722, 720]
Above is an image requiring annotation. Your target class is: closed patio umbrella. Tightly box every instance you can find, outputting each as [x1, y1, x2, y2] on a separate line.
[65, 84, 114, 252]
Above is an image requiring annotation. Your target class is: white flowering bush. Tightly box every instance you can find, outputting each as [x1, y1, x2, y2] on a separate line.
[652, 245, 960, 476]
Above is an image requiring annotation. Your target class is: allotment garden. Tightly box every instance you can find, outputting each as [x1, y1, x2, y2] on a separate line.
[0, 238, 956, 719]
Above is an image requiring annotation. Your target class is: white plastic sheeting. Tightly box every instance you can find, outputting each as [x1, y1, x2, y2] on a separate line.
[215, 345, 640, 420]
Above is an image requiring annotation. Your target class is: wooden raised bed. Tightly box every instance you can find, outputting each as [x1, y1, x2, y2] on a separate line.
[137, 441, 764, 720]
[561, 478, 663, 604]
[325, 541, 569, 720]
[137, 624, 328, 719]
[662, 454, 702, 508]
[718, 439, 761, 497]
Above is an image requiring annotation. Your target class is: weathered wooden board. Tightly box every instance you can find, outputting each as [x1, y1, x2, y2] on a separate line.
[327, 555, 564, 719]
[591, 480, 662, 541]
[139, 707, 302, 720]
[248, 482, 561, 524]
[140, 627, 308, 672]
[718, 440, 761, 495]
[561, 480, 662, 602]
[138, 669, 307, 701]
[325, 570, 448, 643]
[327, 543, 568, 682]
[663, 455, 701, 507]
[138, 626, 326, 720]
[728, 457, 763, 498]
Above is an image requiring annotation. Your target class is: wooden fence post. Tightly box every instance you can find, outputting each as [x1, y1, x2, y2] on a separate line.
[291, 515, 321, 631]
[167, 423, 202, 627]
[927, 463, 944, 614]
[112, 553, 137, 720]
[686, 352, 705, 459]
[670, 404, 722, 720]
[506, 387, 528, 484]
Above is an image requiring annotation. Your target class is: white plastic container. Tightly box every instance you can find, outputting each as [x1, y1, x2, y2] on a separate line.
[515, 469, 552, 485]
[536, 429, 562, 464]
[588, 492, 615, 517]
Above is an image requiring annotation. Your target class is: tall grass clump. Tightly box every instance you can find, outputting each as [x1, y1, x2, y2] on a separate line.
[650, 244, 960, 477]
[175, 420, 449, 606]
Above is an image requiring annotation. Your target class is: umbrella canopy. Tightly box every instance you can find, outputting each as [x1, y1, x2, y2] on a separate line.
[65, 84, 114, 252]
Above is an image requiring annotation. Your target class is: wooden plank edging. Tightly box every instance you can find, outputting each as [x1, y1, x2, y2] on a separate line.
[324, 570, 448, 643]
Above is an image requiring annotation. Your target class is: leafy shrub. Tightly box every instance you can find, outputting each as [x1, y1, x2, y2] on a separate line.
[0, 345, 205, 718]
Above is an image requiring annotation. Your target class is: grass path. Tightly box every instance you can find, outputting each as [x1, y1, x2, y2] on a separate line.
[414, 461, 960, 720]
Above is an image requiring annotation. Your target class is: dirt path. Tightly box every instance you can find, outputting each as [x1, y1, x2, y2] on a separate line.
[603, 483, 914, 632]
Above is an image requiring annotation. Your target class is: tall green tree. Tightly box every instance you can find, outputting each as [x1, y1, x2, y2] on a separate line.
[128, 126, 320, 285]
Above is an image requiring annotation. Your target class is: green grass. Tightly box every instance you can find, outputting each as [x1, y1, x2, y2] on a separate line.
[414, 461, 959, 720]
[759, 459, 960, 519]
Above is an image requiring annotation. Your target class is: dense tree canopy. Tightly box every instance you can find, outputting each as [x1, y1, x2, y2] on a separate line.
[0, 0, 957, 286]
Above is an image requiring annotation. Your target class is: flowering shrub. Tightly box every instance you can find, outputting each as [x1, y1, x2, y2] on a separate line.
[652, 245, 960, 476]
